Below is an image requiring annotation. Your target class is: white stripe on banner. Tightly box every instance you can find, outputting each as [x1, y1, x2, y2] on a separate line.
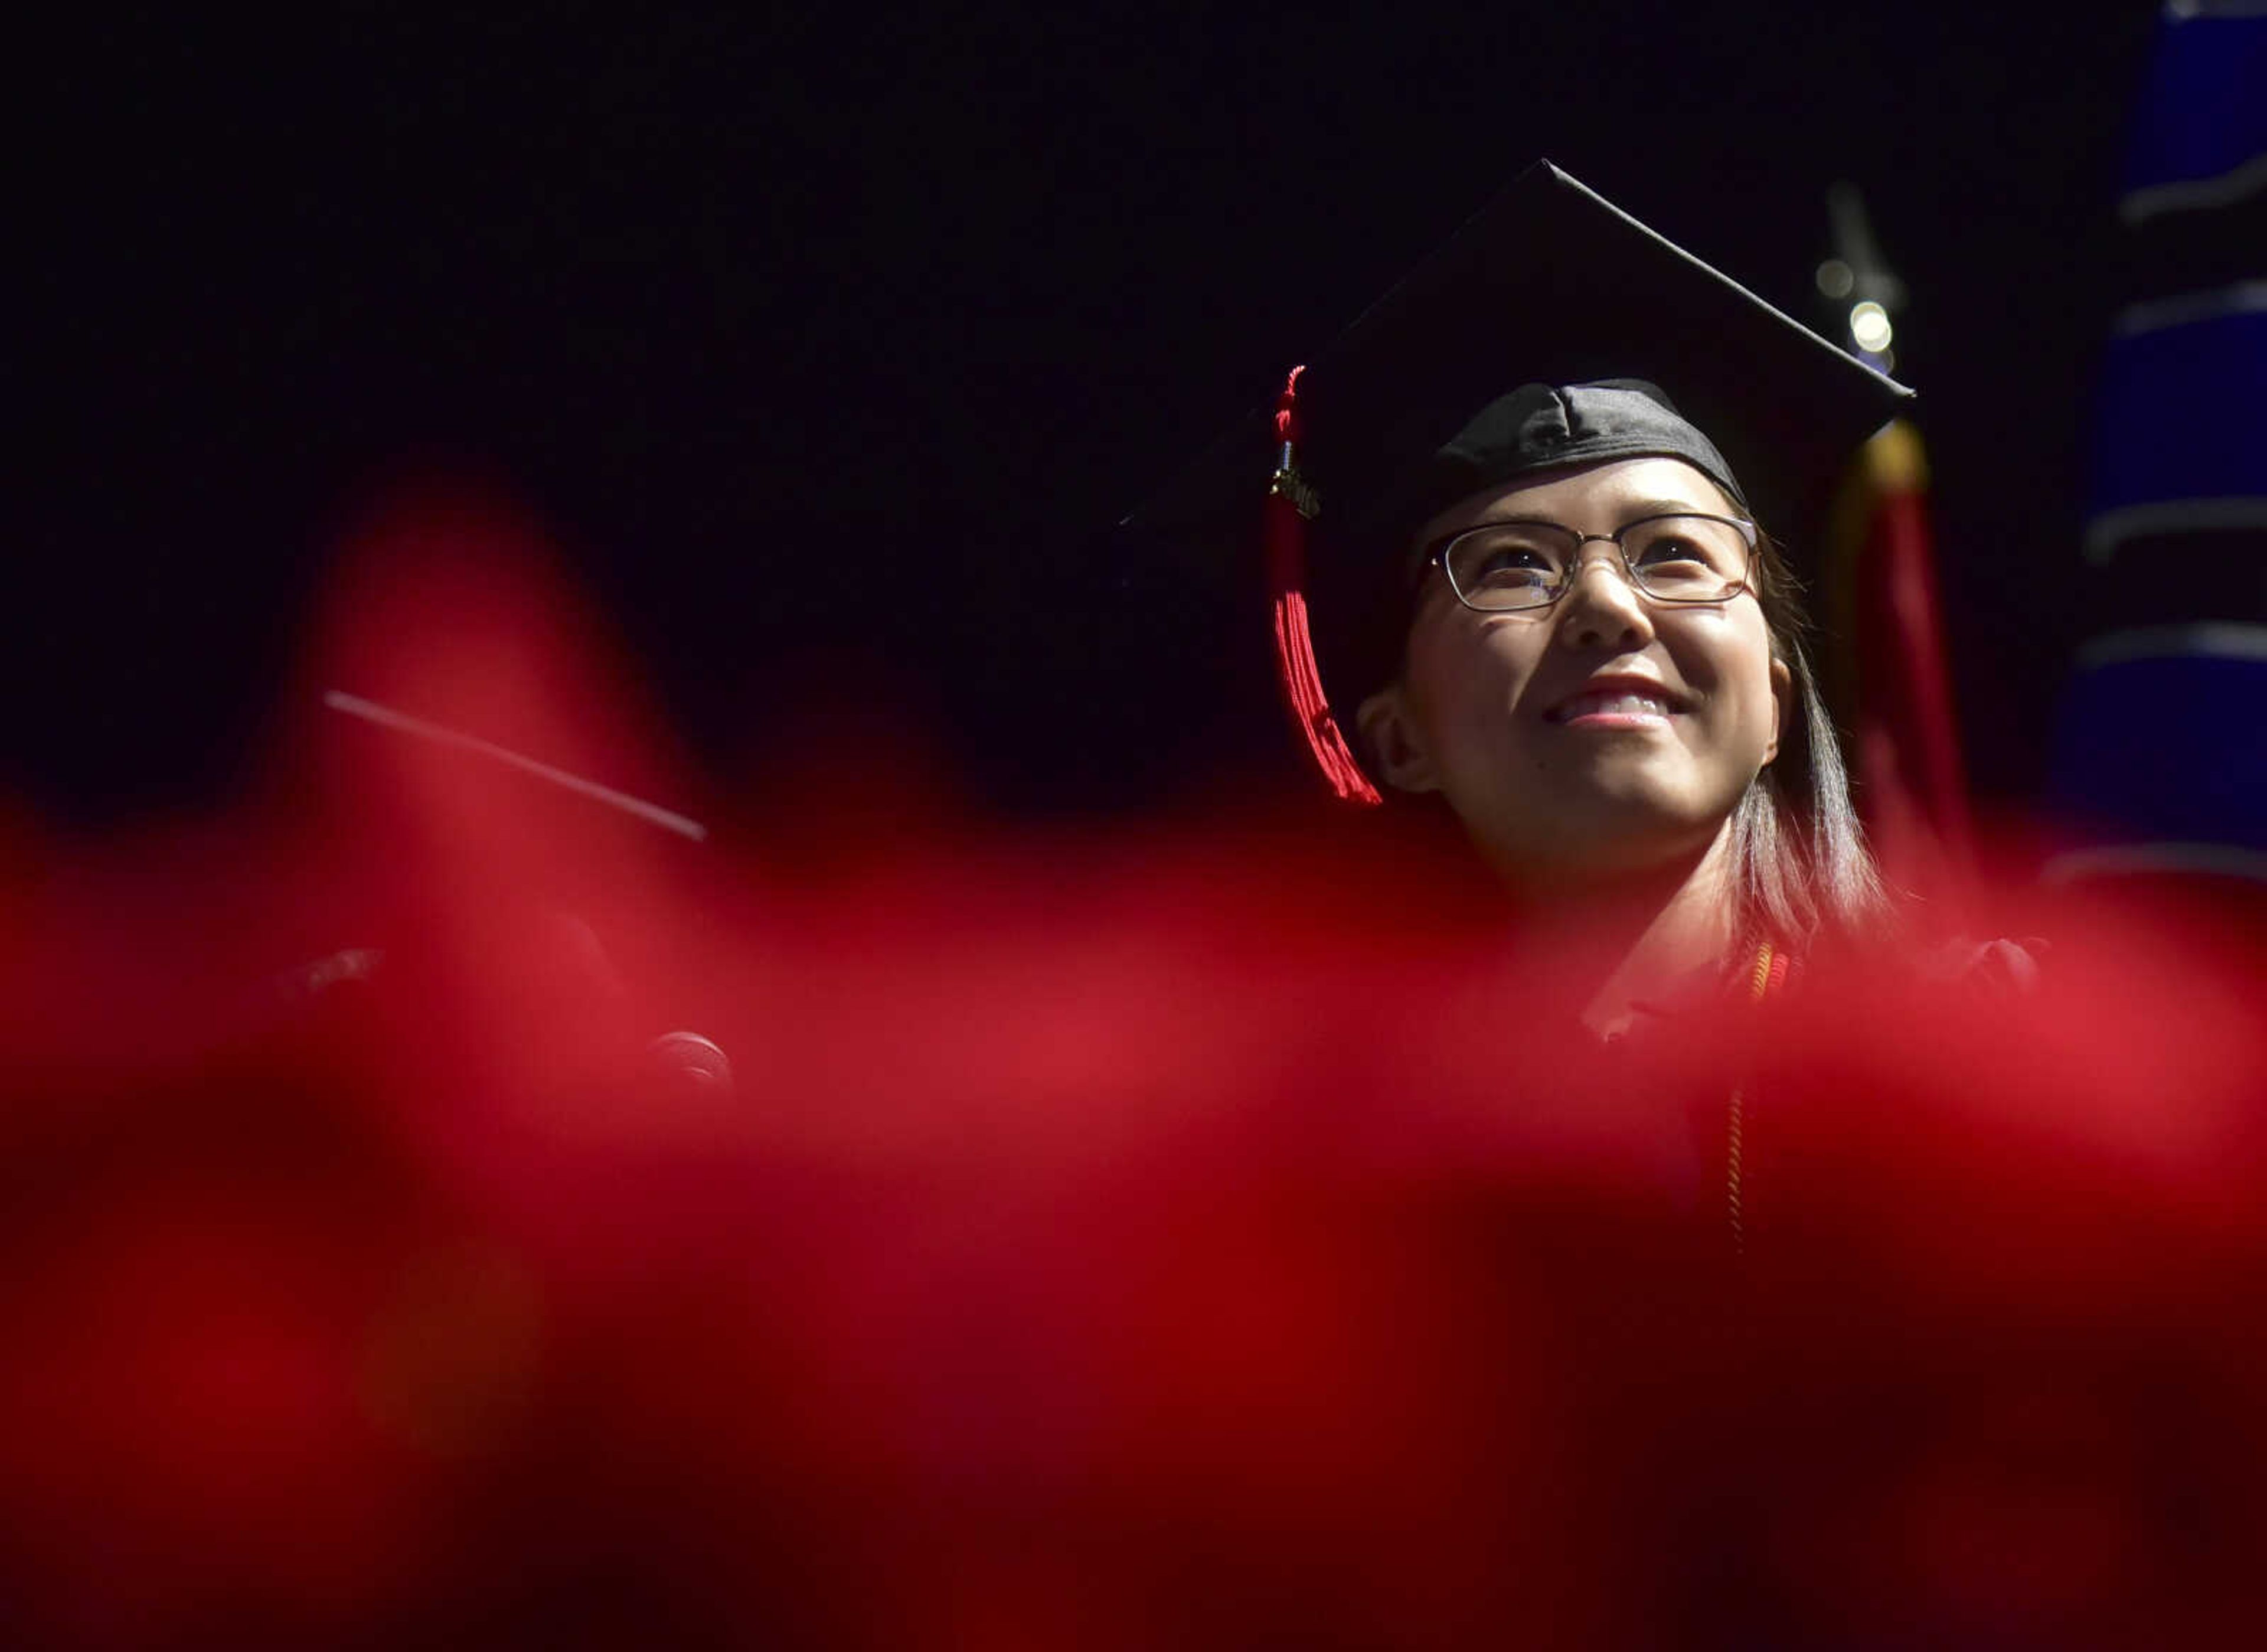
[2114, 280, 2267, 337]
[2082, 496, 2267, 562]
[2165, 3, 2267, 21]
[2076, 622, 2267, 669]
[2043, 841, 2267, 884]
[2120, 149, 2267, 224]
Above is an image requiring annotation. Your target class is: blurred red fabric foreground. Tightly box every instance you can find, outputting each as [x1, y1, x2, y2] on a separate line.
[2, 488, 2263, 1649]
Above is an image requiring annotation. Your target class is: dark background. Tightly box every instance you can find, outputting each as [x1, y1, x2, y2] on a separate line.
[7, 3, 2163, 827]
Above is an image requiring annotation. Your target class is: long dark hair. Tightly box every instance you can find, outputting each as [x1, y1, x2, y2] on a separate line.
[1727, 527, 1894, 955]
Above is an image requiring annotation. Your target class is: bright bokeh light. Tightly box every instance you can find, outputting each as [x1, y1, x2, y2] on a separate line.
[1850, 299, 1894, 353]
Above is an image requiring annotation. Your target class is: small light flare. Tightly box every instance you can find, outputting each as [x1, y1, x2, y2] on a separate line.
[1815, 258, 1856, 299]
[1850, 301, 1894, 354]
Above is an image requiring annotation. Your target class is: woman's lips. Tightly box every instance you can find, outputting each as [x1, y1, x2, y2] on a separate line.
[1547, 689, 1678, 727]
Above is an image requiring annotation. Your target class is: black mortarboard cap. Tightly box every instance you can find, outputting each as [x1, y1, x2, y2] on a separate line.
[1122, 160, 1913, 799]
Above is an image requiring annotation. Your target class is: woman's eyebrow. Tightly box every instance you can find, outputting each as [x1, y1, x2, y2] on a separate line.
[1615, 498, 1720, 520]
[1446, 497, 1726, 536]
[1469, 498, 1721, 527]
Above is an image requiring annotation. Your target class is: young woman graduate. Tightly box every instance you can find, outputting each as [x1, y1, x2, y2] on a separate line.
[1132, 161, 1914, 1044]
[1093, 174, 2266, 1642]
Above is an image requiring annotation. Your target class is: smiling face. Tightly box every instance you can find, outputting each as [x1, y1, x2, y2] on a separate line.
[1355, 456, 1791, 885]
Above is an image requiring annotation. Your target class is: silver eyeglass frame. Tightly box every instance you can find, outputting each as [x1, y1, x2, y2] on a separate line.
[1421, 511, 1761, 613]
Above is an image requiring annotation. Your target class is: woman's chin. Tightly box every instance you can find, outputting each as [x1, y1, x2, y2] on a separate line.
[1466, 781, 1727, 880]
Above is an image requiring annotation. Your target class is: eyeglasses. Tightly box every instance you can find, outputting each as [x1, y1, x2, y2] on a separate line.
[1423, 512, 1759, 613]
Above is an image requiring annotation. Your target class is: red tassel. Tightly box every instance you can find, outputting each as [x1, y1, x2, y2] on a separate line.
[1266, 367, 1382, 807]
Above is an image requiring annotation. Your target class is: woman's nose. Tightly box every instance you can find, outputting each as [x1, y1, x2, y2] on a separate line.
[1554, 553, 1657, 651]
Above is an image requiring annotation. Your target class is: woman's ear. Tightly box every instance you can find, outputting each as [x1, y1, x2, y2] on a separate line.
[1764, 655, 1792, 766]
[1355, 683, 1441, 794]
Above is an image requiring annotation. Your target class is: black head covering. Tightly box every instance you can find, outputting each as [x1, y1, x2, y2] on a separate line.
[1121, 160, 1913, 758]
[1374, 377, 1747, 558]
